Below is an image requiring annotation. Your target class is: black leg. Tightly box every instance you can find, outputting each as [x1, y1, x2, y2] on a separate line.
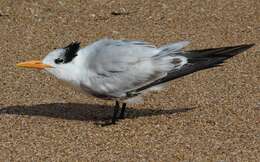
[119, 103, 126, 119]
[112, 101, 120, 124]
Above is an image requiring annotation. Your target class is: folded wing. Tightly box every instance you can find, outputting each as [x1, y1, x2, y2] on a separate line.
[85, 39, 189, 98]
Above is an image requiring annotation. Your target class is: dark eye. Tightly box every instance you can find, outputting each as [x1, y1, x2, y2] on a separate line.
[55, 58, 64, 64]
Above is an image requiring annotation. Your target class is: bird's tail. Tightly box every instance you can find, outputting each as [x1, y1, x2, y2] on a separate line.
[135, 43, 255, 92]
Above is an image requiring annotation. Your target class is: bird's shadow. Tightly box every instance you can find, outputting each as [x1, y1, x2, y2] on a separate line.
[0, 103, 194, 123]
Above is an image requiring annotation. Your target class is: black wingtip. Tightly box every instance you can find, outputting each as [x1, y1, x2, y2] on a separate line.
[235, 43, 255, 49]
[242, 43, 255, 49]
[186, 43, 255, 59]
[227, 43, 255, 56]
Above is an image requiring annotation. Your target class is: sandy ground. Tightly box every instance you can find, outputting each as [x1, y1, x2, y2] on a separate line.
[0, 0, 259, 161]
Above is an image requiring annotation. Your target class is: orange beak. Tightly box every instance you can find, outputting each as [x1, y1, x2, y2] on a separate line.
[16, 60, 52, 70]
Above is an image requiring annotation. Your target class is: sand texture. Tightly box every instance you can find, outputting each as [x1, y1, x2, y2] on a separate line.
[0, 0, 259, 161]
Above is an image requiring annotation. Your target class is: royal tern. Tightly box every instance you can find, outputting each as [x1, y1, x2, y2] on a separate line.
[17, 38, 254, 124]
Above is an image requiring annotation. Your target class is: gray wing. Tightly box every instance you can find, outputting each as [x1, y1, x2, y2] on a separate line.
[85, 38, 189, 98]
[87, 39, 157, 74]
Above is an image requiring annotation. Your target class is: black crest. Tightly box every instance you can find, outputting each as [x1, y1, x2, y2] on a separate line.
[63, 41, 80, 63]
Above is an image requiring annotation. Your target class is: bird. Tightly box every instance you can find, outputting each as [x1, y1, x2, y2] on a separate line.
[16, 38, 254, 124]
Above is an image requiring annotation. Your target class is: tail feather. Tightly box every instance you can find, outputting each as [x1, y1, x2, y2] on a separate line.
[134, 43, 255, 92]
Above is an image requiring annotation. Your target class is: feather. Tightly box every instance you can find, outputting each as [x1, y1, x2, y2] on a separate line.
[63, 41, 80, 63]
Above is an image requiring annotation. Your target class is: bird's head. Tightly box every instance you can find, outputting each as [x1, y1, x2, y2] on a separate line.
[16, 42, 83, 84]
